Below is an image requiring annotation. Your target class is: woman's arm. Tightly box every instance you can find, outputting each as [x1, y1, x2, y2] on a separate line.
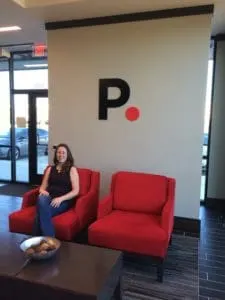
[39, 167, 51, 195]
[60, 166, 80, 201]
[51, 167, 80, 207]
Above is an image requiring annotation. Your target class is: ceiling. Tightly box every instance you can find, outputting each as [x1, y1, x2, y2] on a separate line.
[0, 0, 225, 49]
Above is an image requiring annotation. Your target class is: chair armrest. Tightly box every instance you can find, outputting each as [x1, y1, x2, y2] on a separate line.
[75, 172, 100, 229]
[21, 187, 40, 209]
[161, 178, 176, 238]
[98, 195, 113, 219]
[21, 166, 51, 209]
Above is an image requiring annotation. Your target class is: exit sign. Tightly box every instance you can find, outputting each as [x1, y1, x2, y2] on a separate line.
[33, 43, 47, 57]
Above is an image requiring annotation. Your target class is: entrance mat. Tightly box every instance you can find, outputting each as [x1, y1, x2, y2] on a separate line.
[0, 183, 34, 197]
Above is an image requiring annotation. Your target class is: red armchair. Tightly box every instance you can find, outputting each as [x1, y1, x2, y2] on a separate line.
[9, 168, 100, 241]
[88, 171, 175, 282]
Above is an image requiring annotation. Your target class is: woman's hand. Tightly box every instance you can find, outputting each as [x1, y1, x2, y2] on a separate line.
[39, 190, 49, 196]
[51, 197, 63, 208]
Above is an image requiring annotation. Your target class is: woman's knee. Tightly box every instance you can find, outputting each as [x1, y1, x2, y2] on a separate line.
[37, 195, 50, 208]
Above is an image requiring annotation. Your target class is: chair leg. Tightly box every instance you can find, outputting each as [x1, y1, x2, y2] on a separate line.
[157, 260, 164, 283]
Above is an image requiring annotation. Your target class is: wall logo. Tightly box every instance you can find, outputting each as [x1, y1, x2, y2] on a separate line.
[98, 78, 140, 122]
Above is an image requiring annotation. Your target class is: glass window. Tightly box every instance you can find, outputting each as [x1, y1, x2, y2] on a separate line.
[36, 97, 49, 175]
[0, 59, 12, 181]
[13, 53, 48, 90]
[201, 58, 214, 200]
[14, 94, 29, 183]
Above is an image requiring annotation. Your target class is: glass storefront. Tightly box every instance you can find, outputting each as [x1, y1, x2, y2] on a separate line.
[200, 59, 214, 200]
[14, 94, 29, 182]
[0, 53, 48, 183]
[0, 59, 12, 181]
[36, 97, 49, 175]
[13, 53, 48, 90]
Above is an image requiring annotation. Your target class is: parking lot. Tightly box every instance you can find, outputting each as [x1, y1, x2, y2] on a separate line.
[0, 155, 48, 182]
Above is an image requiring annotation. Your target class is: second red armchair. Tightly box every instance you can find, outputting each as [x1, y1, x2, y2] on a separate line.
[88, 171, 176, 282]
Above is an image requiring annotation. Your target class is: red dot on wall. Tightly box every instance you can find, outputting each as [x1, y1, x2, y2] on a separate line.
[125, 106, 140, 121]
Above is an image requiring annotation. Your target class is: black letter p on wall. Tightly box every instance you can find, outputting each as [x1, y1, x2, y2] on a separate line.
[98, 78, 130, 120]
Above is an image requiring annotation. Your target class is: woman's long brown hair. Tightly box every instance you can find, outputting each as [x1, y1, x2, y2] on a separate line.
[53, 143, 74, 172]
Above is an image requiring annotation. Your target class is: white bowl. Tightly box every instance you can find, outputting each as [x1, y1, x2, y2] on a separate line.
[20, 236, 61, 260]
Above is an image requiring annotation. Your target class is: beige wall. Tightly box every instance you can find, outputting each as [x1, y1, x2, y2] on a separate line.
[47, 14, 212, 219]
[207, 40, 225, 199]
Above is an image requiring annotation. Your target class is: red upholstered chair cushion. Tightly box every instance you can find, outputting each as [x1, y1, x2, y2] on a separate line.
[9, 206, 36, 234]
[77, 168, 92, 196]
[88, 210, 168, 257]
[9, 207, 80, 241]
[53, 209, 80, 240]
[113, 172, 168, 214]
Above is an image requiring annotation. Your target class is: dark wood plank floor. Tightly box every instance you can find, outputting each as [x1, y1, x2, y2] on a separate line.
[1, 194, 225, 299]
[199, 206, 225, 300]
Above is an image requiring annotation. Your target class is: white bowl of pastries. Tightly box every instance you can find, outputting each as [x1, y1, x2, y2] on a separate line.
[20, 236, 61, 260]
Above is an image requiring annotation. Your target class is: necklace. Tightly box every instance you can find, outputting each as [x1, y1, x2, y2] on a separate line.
[56, 166, 62, 173]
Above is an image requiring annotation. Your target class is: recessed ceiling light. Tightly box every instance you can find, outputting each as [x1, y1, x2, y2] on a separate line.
[0, 26, 21, 33]
[24, 64, 48, 68]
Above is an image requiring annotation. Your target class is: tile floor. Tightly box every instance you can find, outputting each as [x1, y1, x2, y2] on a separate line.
[199, 206, 225, 299]
[1, 194, 225, 299]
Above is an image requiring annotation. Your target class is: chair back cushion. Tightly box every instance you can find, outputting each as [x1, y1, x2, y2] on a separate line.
[112, 171, 168, 214]
[77, 168, 92, 196]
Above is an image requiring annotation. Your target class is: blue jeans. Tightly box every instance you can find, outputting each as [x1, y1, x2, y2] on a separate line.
[33, 195, 72, 237]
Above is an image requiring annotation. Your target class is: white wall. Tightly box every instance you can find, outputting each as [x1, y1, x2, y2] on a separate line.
[47, 14, 212, 219]
[207, 40, 225, 199]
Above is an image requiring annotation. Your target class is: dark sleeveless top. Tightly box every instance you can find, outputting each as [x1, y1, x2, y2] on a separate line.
[47, 165, 72, 199]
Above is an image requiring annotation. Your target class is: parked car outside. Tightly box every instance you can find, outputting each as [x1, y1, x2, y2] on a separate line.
[0, 128, 48, 160]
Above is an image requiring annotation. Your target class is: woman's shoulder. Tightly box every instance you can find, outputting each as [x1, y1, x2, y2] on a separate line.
[45, 165, 53, 173]
[70, 166, 78, 174]
[47, 165, 55, 172]
[42, 165, 53, 179]
[70, 165, 77, 171]
[47, 164, 55, 168]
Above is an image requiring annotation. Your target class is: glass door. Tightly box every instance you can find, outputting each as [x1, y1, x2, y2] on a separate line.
[14, 94, 29, 182]
[35, 96, 49, 181]
[0, 58, 12, 181]
[13, 91, 48, 184]
[29, 92, 49, 184]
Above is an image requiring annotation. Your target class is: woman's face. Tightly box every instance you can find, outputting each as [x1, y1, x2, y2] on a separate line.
[56, 146, 68, 163]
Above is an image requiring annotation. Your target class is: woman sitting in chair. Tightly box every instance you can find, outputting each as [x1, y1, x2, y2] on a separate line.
[33, 143, 79, 237]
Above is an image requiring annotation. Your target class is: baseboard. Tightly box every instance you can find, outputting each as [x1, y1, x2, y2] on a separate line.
[205, 197, 225, 211]
[173, 216, 200, 237]
[200, 200, 205, 206]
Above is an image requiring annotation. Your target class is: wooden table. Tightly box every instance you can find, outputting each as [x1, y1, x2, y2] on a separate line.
[0, 232, 28, 300]
[0, 233, 122, 300]
[0, 232, 27, 276]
